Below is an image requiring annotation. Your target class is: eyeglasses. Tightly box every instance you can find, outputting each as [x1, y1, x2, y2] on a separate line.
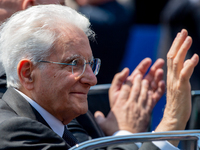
[38, 58, 101, 78]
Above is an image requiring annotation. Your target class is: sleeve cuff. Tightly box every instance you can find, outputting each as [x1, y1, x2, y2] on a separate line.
[113, 130, 180, 150]
[113, 130, 142, 148]
[152, 141, 180, 150]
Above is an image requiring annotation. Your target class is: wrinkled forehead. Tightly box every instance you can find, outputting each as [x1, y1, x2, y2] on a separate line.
[52, 24, 93, 61]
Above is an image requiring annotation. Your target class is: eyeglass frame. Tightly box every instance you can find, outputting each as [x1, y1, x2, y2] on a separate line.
[37, 58, 101, 78]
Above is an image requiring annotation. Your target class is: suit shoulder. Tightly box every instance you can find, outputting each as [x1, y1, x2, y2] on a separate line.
[0, 117, 69, 149]
[0, 98, 18, 124]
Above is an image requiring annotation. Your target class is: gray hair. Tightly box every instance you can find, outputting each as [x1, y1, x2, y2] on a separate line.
[0, 4, 95, 88]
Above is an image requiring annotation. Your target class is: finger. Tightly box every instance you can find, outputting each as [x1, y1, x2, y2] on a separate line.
[180, 54, 199, 83]
[167, 29, 188, 60]
[145, 58, 165, 82]
[173, 36, 192, 75]
[109, 68, 129, 94]
[127, 74, 142, 103]
[146, 90, 154, 113]
[152, 80, 165, 103]
[167, 29, 188, 72]
[117, 78, 132, 103]
[137, 79, 150, 108]
[129, 58, 152, 80]
[150, 68, 164, 91]
[94, 111, 106, 126]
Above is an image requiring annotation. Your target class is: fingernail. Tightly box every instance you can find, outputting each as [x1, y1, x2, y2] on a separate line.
[176, 33, 181, 38]
[185, 36, 191, 43]
[181, 30, 185, 36]
[181, 29, 188, 37]
[192, 54, 199, 62]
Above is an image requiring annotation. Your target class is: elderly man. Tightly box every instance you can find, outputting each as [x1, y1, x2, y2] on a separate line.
[0, 4, 198, 150]
[0, 0, 166, 137]
[0, 0, 167, 145]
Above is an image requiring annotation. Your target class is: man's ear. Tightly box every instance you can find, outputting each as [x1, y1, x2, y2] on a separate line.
[17, 59, 34, 90]
[21, 0, 35, 10]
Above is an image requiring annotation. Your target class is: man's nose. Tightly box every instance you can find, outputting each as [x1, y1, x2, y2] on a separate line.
[80, 64, 97, 86]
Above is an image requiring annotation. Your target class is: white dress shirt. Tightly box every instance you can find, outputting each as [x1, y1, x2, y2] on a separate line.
[15, 89, 64, 137]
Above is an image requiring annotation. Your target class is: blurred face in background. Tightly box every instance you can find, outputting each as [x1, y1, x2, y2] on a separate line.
[35, 0, 65, 5]
[75, 0, 114, 6]
[0, 0, 23, 23]
[0, 0, 65, 24]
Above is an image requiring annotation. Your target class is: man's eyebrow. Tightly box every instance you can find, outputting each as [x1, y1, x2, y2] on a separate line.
[61, 54, 94, 63]
[63, 55, 94, 62]
[62, 54, 82, 62]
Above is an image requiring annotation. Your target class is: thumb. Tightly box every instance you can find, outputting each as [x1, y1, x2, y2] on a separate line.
[94, 111, 106, 126]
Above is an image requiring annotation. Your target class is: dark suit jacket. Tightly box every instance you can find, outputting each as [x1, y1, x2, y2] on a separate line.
[0, 87, 160, 150]
[0, 87, 70, 149]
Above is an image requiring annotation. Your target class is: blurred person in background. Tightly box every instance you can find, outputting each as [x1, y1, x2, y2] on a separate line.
[0, 0, 65, 24]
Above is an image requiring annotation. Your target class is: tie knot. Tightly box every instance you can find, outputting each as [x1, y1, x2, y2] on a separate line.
[62, 126, 78, 147]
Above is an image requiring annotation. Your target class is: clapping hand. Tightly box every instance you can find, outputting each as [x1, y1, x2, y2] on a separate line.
[95, 57, 165, 135]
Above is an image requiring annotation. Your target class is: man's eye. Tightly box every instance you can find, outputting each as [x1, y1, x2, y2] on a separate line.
[72, 58, 85, 66]
[72, 60, 78, 66]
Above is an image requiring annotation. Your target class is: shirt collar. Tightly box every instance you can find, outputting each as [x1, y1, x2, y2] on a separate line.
[14, 88, 64, 137]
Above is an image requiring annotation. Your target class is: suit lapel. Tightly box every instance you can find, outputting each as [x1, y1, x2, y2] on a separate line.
[2, 87, 50, 128]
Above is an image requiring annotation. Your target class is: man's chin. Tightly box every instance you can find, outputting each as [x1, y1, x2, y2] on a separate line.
[80, 105, 88, 115]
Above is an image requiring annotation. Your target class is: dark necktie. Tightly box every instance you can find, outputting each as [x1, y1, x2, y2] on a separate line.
[67, 119, 91, 143]
[62, 125, 79, 147]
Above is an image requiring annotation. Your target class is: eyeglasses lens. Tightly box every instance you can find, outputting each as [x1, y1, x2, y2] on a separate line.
[72, 58, 101, 77]
[72, 58, 85, 77]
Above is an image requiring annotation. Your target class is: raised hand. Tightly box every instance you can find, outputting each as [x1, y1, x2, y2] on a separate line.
[155, 29, 199, 146]
[94, 57, 165, 136]
[109, 58, 165, 108]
